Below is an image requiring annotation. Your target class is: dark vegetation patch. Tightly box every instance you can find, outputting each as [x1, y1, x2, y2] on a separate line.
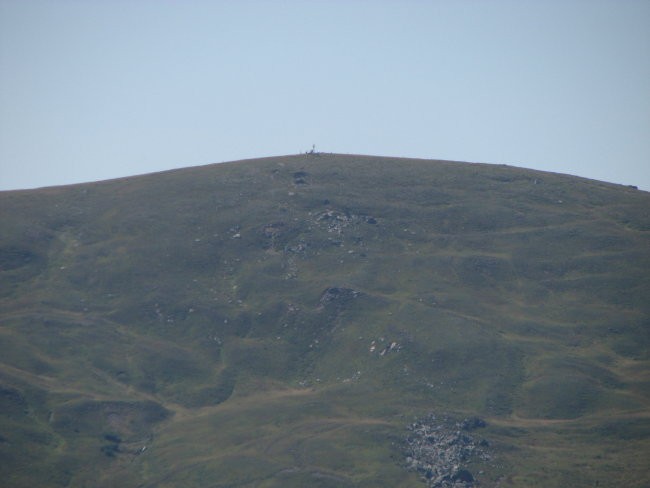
[51, 400, 170, 439]
[517, 374, 601, 419]
[0, 246, 41, 271]
[0, 386, 29, 421]
[182, 367, 237, 408]
[597, 418, 650, 440]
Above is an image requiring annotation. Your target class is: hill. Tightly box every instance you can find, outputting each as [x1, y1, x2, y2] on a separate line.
[1, 154, 649, 487]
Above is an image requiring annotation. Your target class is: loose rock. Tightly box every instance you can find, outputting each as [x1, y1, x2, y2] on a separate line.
[404, 414, 490, 488]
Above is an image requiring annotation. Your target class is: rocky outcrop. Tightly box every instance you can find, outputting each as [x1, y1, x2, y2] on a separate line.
[318, 287, 360, 308]
[404, 414, 490, 488]
[314, 209, 378, 234]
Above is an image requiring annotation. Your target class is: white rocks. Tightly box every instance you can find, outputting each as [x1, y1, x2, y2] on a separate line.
[368, 337, 401, 356]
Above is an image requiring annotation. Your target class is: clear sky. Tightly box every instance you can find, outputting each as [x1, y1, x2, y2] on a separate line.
[1, 0, 649, 191]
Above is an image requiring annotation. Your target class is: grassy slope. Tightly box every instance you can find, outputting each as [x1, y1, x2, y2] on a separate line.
[0, 154, 649, 487]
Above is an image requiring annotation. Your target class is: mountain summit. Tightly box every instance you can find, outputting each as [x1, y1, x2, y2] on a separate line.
[1, 154, 649, 487]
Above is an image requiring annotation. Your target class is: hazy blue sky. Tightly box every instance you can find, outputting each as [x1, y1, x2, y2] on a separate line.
[1, 0, 649, 191]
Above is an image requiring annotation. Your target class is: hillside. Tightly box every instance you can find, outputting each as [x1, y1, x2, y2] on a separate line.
[1, 154, 649, 487]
